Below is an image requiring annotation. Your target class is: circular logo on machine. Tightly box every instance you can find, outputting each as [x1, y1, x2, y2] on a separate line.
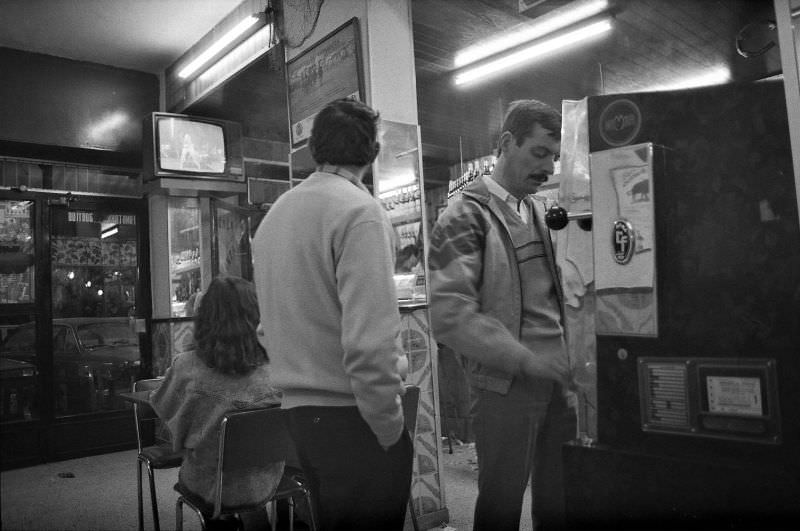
[598, 98, 642, 147]
[612, 219, 635, 264]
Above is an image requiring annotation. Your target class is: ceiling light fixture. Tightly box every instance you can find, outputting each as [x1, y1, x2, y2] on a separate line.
[378, 173, 418, 195]
[454, 18, 613, 86]
[648, 66, 731, 92]
[178, 13, 267, 79]
[454, 0, 609, 68]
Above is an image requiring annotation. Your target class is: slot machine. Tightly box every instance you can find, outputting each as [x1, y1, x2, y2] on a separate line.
[557, 80, 800, 529]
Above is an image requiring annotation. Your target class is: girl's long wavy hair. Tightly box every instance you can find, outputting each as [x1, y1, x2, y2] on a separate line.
[194, 275, 268, 375]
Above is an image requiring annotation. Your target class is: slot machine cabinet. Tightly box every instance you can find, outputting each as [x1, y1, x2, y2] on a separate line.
[562, 81, 800, 529]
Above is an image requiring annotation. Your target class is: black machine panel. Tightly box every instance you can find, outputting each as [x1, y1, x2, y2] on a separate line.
[564, 80, 800, 527]
[589, 81, 800, 462]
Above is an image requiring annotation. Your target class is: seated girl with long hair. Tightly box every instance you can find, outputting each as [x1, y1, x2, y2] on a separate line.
[151, 275, 281, 529]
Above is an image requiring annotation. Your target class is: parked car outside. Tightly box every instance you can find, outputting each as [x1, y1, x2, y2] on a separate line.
[0, 318, 141, 415]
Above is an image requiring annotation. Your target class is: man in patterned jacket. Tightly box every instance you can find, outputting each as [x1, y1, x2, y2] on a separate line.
[428, 99, 577, 531]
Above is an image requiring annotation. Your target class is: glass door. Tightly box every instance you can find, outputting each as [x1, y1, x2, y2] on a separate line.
[1, 193, 149, 468]
[48, 201, 142, 415]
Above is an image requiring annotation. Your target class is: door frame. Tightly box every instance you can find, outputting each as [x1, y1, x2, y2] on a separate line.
[0, 190, 152, 469]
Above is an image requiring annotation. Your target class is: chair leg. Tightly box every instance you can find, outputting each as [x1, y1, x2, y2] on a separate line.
[267, 500, 277, 531]
[176, 497, 184, 531]
[302, 490, 317, 531]
[146, 462, 160, 531]
[177, 497, 208, 531]
[288, 497, 295, 531]
[137, 459, 145, 531]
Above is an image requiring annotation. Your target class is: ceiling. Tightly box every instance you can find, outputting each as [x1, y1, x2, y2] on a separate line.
[0, 0, 784, 187]
[412, 0, 781, 183]
[0, 0, 242, 74]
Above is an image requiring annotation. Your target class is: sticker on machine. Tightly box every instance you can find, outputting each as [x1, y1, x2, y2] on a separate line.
[706, 376, 763, 417]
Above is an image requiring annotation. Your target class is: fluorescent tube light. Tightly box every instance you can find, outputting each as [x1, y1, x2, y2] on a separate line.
[178, 15, 262, 79]
[454, 0, 608, 68]
[101, 226, 119, 239]
[378, 173, 418, 195]
[647, 66, 731, 92]
[454, 19, 613, 86]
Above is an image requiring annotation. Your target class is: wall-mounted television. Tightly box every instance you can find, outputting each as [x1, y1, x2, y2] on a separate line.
[142, 112, 244, 182]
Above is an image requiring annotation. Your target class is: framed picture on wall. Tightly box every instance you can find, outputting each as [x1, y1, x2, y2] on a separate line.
[286, 17, 365, 147]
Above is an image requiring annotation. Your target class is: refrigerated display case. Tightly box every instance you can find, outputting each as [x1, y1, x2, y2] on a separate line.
[147, 192, 256, 376]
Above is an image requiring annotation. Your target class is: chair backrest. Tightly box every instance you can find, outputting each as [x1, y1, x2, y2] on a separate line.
[212, 405, 288, 514]
[132, 377, 166, 451]
[402, 384, 420, 436]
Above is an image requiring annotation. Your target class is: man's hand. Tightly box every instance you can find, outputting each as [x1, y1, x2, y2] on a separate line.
[567, 361, 596, 394]
[519, 354, 571, 387]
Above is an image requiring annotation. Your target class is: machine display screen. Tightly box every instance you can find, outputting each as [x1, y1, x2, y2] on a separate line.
[706, 376, 763, 417]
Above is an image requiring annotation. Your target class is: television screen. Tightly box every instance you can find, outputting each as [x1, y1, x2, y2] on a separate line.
[157, 116, 226, 174]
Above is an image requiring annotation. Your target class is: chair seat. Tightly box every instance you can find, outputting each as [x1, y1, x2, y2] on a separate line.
[174, 471, 307, 517]
[140, 444, 184, 468]
[174, 481, 273, 517]
[273, 473, 307, 498]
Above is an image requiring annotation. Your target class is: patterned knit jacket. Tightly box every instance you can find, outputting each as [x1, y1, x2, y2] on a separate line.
[428, 177, 563, 395]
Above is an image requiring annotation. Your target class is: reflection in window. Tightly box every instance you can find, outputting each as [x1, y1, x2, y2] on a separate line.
[0, 201, 35, 304]
[50, 208, 137, 318]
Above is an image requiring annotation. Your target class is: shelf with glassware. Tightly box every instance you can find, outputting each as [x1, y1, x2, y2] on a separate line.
[148, 192, 256, 377]
[378, 181, 426, 304]
[447, 154, 496, 203]
[148, 196, 206, 319]
[151, 195, 261, 321]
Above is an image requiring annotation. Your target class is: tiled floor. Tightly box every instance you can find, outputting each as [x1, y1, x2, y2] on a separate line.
[0, 441, 539, 531]
[0, 441, 528, 531]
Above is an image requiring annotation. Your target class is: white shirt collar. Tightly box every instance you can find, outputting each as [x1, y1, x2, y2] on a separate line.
[484, 175, 528, 223]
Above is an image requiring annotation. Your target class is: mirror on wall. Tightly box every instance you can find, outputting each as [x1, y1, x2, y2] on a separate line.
[373, 120, 427, 303]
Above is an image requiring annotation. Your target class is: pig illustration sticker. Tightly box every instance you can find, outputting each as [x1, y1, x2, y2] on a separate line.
[591, 142, 654, 292]
[611, 165, 653, 254]
[612, 219, 635, 264]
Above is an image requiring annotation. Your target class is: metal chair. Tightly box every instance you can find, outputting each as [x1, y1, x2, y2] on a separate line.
[402, 384, 421, 531]
[175, 406, 317, 531]
[133, 378, 184, 531]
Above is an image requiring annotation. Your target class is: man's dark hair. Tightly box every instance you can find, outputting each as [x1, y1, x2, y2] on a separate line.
[194, 275, 268, 375]
[309, 98, 380, 166]
[498, 99, 562, 154]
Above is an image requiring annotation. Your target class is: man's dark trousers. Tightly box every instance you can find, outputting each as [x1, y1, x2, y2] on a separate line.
[288, 405, 413, 531]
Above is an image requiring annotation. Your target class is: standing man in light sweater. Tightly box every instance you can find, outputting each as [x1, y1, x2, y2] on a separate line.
[252, 98, 412, 531]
